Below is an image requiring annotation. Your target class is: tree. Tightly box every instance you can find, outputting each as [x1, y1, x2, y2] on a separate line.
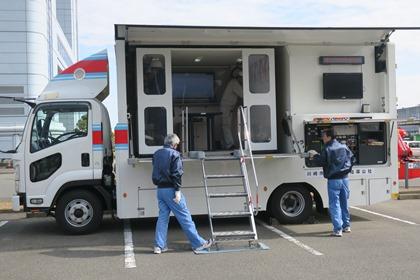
[76, 114, 88, 133]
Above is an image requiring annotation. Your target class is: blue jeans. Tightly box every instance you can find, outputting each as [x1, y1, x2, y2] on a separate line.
[155, 188, 206, 250]
[327, 178, 350, 232]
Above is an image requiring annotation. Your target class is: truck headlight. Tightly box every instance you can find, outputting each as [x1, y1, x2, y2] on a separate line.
[14, 163, 20, 179]
[15, 180, 20, 193]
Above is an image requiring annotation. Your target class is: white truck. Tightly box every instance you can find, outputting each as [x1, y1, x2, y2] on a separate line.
[10, 25, 401, 234]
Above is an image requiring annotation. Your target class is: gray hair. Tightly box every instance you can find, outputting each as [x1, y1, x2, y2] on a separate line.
[164, 134, 180, 147]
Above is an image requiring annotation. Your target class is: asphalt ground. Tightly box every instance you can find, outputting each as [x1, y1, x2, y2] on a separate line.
[1, 199, 420, 280]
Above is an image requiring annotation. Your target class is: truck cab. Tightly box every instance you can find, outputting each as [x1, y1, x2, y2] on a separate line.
[12, 50, 114, 234]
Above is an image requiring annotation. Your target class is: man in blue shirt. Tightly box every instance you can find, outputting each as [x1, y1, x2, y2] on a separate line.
[152, 134, 212, 253]
[309, 128, 354, 237]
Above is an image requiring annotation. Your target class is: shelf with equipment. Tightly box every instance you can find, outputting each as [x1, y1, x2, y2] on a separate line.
[358, 122, 386, 165]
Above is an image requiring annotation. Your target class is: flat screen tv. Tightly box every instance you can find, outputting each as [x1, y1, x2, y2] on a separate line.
[323, 73, 363, 100]
[172, 73, 214, 102]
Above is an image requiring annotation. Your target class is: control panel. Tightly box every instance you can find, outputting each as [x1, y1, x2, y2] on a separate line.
[333, 125, 358, 157]
[304, 124, 329, 154]
[304, 122, 387, 168]
[305, 123, 359, 167]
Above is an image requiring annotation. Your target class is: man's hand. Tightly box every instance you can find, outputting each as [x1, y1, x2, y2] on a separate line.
[173, 191, 181, 204]
[308, 150, 319, 159]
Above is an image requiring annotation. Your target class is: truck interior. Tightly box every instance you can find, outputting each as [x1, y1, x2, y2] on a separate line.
[171, 49, 243, 152]
[141, 48, 274, 154]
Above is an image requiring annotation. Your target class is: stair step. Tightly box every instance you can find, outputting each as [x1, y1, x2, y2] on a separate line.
[204, 156, 240, 161]
[213, 230, 256, 242]
[213, 230, 255, 238]
[206, 174, 244, 179]
[208, 192, 248, 198]
[211, 211, 252, 219]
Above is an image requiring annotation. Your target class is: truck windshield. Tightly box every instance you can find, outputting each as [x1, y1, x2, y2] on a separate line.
[30, 104, 89, 153]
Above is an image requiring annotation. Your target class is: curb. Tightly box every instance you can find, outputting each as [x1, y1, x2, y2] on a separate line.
[0, 209, 20, 214]
[0, 201, 17, 213]
[399, 194, 420, 200]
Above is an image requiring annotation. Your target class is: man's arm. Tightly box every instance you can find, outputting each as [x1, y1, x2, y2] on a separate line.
[235, 81, 243, 99]
[313, 148, 328, 167]
[170, 153, 184, 191]
[151, 153, 159, 186]
[346, 146, 356, 166]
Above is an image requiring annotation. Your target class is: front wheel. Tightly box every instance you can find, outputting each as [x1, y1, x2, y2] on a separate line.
[55, 190, 103, 234]
[270, 185, 312, 224]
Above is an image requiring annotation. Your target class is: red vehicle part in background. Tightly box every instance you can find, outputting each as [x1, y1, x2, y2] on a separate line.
[398, 128, 420, 180]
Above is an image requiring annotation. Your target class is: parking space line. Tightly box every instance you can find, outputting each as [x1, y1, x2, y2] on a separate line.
[124, 220, 137, 269]
[350, 206, 417, 225]
[257, 220, 324, 256]
[0, 221, 8, 228]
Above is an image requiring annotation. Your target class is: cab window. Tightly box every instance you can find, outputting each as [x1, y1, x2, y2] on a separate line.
[31, 104, 89, 153]
[409, 142, 420, 148]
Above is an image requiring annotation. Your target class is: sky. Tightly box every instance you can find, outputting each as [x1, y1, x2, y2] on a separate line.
[77, 0, 420, 126]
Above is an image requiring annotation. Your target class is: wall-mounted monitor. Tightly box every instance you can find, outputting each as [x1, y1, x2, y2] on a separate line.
[323, 73, 363, 100]
[172, 73, 214, 102]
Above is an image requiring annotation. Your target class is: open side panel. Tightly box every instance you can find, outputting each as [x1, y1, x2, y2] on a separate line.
[242, 49, 277, 151]
[136, 48, 173, 155]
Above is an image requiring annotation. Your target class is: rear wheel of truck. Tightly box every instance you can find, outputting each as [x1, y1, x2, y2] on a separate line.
[270, 185, 312, 224]
[55, 190, 103, 234]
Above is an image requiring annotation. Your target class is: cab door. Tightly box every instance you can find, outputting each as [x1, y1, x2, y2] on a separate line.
[242, 49, 277, 151]
[136, 48, 173, 155]
[24, 102, 93, 208]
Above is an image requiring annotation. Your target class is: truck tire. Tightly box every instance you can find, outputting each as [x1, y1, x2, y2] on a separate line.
[55, 190, 103, 234]
[270, 185, 312, 224]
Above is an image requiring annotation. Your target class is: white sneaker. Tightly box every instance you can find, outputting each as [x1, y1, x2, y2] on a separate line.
[330, 230, 343, 237]
[193, 239, 213, 253]
[153, 247, 168, 254]
[343, 227, 351, 233]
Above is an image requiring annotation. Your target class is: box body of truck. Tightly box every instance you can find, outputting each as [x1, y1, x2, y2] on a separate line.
[113, 25, 398, 222]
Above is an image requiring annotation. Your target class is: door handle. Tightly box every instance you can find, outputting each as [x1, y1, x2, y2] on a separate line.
[81, 153, 90, 167]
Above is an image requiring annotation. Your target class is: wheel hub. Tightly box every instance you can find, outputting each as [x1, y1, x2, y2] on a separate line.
[74, 208, 84, 218]
[64, 199, 93, 227]
[280, 191, 305, 218]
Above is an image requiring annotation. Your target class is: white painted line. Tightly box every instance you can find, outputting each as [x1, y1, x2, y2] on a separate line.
[257, 220, 324, 256]
[350, 206, 417, 225]
[124, 220, 137, 269]
[0, 221, 8, 228]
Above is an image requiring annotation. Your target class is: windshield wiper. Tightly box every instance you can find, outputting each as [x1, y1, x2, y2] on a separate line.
[0, 148, 16, 154]
[0, 96, 36, 108]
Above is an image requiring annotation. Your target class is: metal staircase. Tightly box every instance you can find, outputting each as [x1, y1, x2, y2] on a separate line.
[200, 106, 260, 246]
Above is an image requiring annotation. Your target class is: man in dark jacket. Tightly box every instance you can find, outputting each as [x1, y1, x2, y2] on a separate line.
[309, 128, 354, 237]
[152, 134, 212, 253]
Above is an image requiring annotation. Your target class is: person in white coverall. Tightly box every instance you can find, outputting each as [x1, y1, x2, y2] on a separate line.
[220, 68, 243, 149]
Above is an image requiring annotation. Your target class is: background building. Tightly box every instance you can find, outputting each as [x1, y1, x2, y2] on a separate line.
[398, 105, 420, 140]
[0, 0, 78, 157]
